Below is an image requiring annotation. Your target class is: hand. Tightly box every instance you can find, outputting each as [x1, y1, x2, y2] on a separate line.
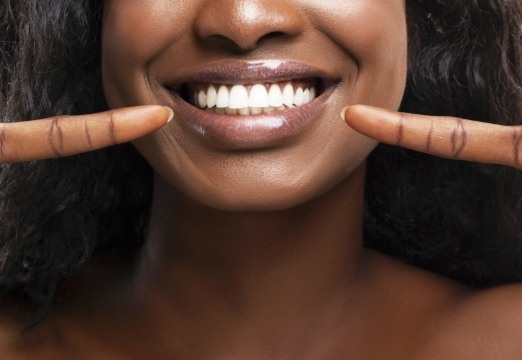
[0, 105, 172, 164]
[342, 105, 522, 169]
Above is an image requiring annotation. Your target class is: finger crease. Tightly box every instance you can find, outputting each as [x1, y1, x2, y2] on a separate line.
[84, 119, 93, 148]
[397, 113, 405, 146]
[107, 111, 117, 145]
[511, 127, 522, 166]
[426, 121, 434, 151]
[451, 118, 467, 158]
[48, 117, 64, 157]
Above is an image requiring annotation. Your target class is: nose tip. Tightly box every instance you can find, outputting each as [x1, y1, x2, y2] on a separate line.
[194, 0, 305, 52]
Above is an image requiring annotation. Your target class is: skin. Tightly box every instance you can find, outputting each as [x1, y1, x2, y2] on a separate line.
[0, 0, 521, 359]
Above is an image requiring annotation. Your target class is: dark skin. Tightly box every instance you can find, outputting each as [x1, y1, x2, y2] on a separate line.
[1, 0, 522, 358]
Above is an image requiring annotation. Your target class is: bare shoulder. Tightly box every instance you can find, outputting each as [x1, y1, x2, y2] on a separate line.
[452, 285, 522, 342]
[369, 252, 522, 359]
[422, 283, 522, 359]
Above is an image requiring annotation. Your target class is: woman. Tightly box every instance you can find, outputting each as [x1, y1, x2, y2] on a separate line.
[0, 0, 521, 358]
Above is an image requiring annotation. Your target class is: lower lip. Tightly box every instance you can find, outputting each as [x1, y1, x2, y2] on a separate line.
[168, 87, 334, 149]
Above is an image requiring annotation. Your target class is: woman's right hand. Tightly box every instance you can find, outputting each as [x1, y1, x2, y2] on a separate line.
[0, 105, 172, 164]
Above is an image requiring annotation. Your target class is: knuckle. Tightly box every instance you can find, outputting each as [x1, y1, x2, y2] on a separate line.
[511, 127, 522, 167]
[47, 116, 65, 157]
[106, 111, 118, 145]
[396, 113, 406, 145]
[83, 118, 94, 149]
[426, 120, 434, 152]
[450, 117, 468, 158]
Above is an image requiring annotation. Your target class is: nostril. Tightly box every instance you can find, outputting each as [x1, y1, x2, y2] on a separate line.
[258, 31, 288, 44]
[205, 31, 291, 53]
[193, 1, 305, 52]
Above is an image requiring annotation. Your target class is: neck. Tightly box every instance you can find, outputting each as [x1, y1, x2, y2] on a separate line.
[133, 164, 369, 356]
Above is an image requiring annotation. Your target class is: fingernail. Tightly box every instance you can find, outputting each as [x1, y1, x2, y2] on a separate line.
[163, 106, 174, 122]
[340, 106, 350, 121]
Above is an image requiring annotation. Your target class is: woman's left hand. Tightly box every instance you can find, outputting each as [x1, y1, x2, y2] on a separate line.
[342, 105, 522, 169]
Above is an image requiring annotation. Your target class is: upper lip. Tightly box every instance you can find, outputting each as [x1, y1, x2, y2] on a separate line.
[165, 60, 337, 87]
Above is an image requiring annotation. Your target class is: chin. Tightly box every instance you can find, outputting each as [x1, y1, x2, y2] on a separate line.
[188, 183, 323, 213]
[152, 155, 367, 213]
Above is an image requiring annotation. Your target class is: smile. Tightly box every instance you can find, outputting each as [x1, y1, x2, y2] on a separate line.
[163, 60, 337, 148]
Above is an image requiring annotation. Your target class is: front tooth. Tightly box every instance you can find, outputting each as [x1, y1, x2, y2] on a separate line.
[294, 87, 304, 106]
[225, 108, 238, 115]
[206, 85, 217, 108]
[198, 90, 207, 108]
[216, 85, 229, 108]
[268, 84, 284, 107]
[229, 85, 249, 109]
[263, 106, 275, 114]
[282, 83, 294, 107]
[249, 84, 269, 107]
[310, 87, 316, 100]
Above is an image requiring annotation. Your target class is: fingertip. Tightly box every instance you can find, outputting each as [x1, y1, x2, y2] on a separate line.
[341, 104, 372, 122]
[163, 106, 174, 123]
[341, 105, 373, 131]
[340, 106, 350, 121]
[119, 105, 173, 127]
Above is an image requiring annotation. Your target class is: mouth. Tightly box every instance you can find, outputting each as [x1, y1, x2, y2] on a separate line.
[163, 60, 337, 148]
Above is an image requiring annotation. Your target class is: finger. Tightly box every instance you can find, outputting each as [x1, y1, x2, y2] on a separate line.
[0, 105, 173, 164]
[342, 105, 522, 169]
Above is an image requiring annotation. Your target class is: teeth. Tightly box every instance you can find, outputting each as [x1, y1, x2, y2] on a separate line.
[238, 107, 250, 116]
[216, 85, 229, 108]
[303, 88, 310, 104]
[206, 85, 217, 108]
[191, 82, 318, 115]
[282, 83, 294, 107]
[251, 107, 263, 115]
[294, 87, 304, 106]
[229, 85, 249, 109]
[268, 84, 284, 107]
[198, 90, 207, 108]
[249, 84, 269, 107]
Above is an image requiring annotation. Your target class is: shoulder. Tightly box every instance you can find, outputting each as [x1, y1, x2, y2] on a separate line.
[422, 284, 522, 359]
[369, 252, 522, 359]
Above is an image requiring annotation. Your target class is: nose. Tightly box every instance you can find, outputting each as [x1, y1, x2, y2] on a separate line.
[194, 0, 305, 52]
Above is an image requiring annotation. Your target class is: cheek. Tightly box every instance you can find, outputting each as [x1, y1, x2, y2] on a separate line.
[313, 0, 408, 108]
[101, 1, 193, 108]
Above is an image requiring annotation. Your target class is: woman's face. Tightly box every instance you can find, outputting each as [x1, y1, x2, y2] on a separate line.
[102, 0, 407, 211]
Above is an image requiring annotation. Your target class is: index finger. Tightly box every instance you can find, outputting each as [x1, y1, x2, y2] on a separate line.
[0, 105, 172, 164]
[342, 105, 522, 169]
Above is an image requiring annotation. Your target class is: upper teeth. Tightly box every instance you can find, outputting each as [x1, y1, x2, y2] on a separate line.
[192, 82, 317, 115]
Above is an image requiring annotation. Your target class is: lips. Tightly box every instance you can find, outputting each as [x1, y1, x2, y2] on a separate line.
[164, 60, 337, 148]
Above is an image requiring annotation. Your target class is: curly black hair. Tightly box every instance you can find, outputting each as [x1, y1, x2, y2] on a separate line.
[0, 0, 521, 321]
